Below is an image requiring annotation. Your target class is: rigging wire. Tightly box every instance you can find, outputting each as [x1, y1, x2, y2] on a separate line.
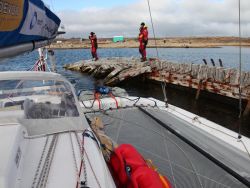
[146, 0, 159, 58]
[49, 0, 56, 12]
[238, 0, 243, 139]
[51, 0, 55, 11]
[146, 0, 168, 106]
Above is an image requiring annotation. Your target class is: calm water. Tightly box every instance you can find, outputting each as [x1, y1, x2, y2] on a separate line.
[0, 47, 249, 136]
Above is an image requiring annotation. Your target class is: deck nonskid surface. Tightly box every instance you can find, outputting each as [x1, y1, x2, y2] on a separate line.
[86, 107, 249, 188]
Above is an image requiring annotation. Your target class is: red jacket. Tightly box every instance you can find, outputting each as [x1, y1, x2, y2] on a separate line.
[138, 27, 148, 44]
[142, 27, 148, 42]
[89, 34, 98, 49]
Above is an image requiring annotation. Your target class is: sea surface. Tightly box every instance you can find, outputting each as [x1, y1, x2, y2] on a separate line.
[0, 47, 249, 137]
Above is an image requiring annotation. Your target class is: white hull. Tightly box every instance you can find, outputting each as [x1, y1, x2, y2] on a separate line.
[0, 72, 116, 188]
[0, 125, 116, 188]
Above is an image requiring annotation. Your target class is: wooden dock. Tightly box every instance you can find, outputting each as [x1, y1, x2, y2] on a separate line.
[64, 57, 250, 114]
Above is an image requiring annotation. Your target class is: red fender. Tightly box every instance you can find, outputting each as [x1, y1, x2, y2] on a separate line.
[110, 144, 172, 188]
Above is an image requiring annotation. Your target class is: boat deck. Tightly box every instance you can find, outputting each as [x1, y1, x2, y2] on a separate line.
[86, 107, 250, 188]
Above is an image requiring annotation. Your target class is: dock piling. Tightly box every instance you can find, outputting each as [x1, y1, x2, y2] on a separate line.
[195, 80, 203, 100]
[211, 59, 215, 66]
[203, 59, 207, 65]
[243, 96, 250, 117]
[219, 59, 223, 67]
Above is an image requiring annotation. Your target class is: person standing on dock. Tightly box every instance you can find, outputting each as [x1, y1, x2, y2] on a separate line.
[138, 22, 148, 62]
[89, 32, 99, 61]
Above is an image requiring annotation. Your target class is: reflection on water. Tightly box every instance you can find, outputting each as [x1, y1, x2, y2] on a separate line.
[0, 47, 249, 137]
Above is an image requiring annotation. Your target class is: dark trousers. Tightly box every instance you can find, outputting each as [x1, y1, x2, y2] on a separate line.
[139, 43, 147, 60]
[91, 47, 98, 60]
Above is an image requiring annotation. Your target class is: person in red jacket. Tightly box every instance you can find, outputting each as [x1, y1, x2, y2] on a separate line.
[138, 22, 148, 62]
[89, 32, 99, 61]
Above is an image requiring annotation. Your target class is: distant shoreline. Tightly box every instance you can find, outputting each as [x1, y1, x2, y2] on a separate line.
[48, 37, 250, 49]
[49, 46, 223, 50]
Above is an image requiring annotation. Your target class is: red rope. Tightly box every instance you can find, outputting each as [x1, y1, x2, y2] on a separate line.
[109, 93, 119, 108]
[94, 92, 101, 109]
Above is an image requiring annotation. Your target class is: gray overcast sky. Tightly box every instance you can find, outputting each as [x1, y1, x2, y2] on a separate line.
[45, 0, 250, 38]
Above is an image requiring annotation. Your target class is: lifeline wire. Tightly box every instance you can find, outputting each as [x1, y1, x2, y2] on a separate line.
[146, 0, 168, 105]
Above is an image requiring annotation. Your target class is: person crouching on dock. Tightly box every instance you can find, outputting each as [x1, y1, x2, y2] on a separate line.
[89, 32, 99, 61]
[138, 22, 148, 62]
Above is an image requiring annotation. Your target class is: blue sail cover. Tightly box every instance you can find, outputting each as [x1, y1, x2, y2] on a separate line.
[0, 0, 61, 48]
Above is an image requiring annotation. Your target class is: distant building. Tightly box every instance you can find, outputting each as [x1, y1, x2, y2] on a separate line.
[113, 36, 124, 43]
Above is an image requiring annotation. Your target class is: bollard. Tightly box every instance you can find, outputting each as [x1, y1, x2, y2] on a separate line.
[219, 59, 223, 67]
[210, 59, 215, 66]
[195, 80, 203, 100]
[202, 59, 207, 65]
